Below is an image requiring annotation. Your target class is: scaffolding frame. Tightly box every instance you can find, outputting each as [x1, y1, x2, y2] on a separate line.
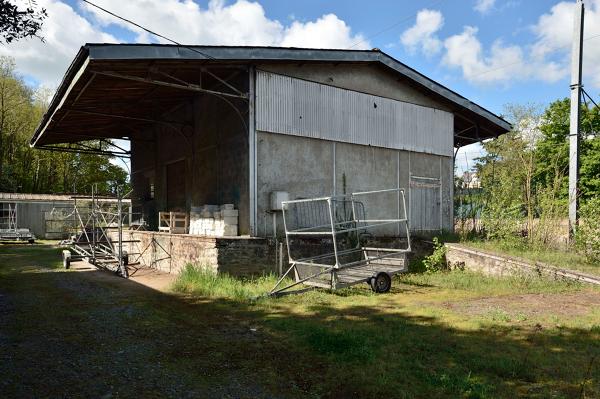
[270, 188, 411, 296]
[60, 186, 137, 277]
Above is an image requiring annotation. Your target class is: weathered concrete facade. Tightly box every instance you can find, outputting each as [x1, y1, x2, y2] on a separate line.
[255, 63, 454, 237]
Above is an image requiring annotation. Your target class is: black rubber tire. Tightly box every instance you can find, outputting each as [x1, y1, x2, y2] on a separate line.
[370, 272, 392, 293]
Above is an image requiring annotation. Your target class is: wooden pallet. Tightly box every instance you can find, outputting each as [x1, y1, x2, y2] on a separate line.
[158, 211, 189, 234]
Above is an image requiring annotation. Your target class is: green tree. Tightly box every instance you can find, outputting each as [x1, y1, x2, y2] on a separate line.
[0, 0, 47, 43]
[0, 55, 129, 195]
[535, 98, 600, 204]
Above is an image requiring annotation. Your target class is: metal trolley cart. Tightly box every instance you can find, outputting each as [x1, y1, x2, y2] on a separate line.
[269, 188, 411, 296]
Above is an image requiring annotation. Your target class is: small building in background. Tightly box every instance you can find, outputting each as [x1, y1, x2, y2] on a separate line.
[461, 171, 481, 189]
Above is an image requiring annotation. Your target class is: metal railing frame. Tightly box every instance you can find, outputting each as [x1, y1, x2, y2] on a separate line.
[270, 188, 411, 295]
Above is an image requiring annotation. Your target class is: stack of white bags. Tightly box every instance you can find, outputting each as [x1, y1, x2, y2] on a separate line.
[189, 204, 238, 236]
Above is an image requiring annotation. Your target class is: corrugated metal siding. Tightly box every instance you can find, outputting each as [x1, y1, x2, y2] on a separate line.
[256, 70, 453, 157]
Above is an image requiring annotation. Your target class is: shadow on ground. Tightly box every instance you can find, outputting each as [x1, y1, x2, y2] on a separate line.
[0, 245, 598, 398]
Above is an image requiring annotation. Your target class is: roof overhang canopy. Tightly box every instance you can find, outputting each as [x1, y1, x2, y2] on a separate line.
[31, 44, 511, 152]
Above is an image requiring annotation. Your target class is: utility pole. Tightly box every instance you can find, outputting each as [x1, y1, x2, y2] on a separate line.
[569, 0, 584, 240]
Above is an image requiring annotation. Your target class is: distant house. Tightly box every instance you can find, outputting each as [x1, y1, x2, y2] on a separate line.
[462, 171, 481, 189]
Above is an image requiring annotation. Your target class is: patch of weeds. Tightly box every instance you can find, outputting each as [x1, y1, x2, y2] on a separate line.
[172, 264, 280, 301]
[433, 371, 493, 398]
[489, 355, 537, 382]
[514, 312, 528, 323]
[401, 269, 582, 296]
[487, 307, 511, 323]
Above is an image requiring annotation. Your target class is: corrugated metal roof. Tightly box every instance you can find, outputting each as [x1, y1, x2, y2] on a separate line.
[256, 71, 453, 156]
[0, 193, 73, 202]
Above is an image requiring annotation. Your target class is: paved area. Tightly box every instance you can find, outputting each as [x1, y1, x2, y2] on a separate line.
[0, 245, 296, 398]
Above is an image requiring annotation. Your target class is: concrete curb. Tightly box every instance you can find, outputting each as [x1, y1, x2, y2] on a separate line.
[445, 243, 600, 286]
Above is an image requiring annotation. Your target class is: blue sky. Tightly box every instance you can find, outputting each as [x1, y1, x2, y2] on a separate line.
[4, 0, 600, 173]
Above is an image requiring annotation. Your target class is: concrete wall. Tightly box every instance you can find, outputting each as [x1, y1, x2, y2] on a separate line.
[256, 131, 453, 237]
[254, 63, 454, 238]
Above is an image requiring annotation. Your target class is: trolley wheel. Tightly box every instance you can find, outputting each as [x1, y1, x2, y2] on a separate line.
[62, 250, 71, 269]
[370, 272, 392, 293]
[28, 239, 35, 244]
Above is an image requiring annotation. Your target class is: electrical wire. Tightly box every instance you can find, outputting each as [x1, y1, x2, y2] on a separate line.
[81, 0, 215, 60]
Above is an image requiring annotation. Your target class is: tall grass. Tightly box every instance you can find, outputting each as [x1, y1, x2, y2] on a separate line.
[172, 264, 280, 301]
[400, 269, 583, 295]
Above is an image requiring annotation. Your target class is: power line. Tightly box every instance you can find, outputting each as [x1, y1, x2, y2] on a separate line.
[346, 0, 446, 49]
[81, 0, 215, 60]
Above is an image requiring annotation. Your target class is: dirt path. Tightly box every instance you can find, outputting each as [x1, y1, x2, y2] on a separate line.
[0, 245, 298, 398]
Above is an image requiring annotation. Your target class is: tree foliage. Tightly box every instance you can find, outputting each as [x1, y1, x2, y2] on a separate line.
[0, 56, 129, 195]
[0, 0, 47, 44]
[469, 99, 600, 255]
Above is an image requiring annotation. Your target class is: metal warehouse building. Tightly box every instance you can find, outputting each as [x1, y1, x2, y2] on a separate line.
[30, 44, 510, 274]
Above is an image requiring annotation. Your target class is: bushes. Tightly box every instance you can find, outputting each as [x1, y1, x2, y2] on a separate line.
[422, 237, 448, 273]
[576, 197, 600, 263]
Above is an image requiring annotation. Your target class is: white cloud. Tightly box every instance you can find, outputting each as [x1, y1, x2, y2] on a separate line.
[1, 0, 368, 87]
[443, 26, 535, 84]
[531, 0, 600, 88]
[400, 9, 443, 56]
[441, 0, 600, 88]
[281, 14, 367, 48]
[83, 0, 368, 49]
[474, 0, 496, 14]
[0, 0, 117, 87]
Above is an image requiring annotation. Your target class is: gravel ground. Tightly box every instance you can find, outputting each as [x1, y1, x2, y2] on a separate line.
[0, 245, 298, 399]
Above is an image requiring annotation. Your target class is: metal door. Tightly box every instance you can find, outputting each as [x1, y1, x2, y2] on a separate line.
[409, 176, 441, 232]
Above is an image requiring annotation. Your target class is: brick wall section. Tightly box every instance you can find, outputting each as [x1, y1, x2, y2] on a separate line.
[115, 231, 276, 276]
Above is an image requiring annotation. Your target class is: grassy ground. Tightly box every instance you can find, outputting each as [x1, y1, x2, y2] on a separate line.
[464, 240, 600, 277]
[173, 264, 600, 398]
[2, 244, 599, 398]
